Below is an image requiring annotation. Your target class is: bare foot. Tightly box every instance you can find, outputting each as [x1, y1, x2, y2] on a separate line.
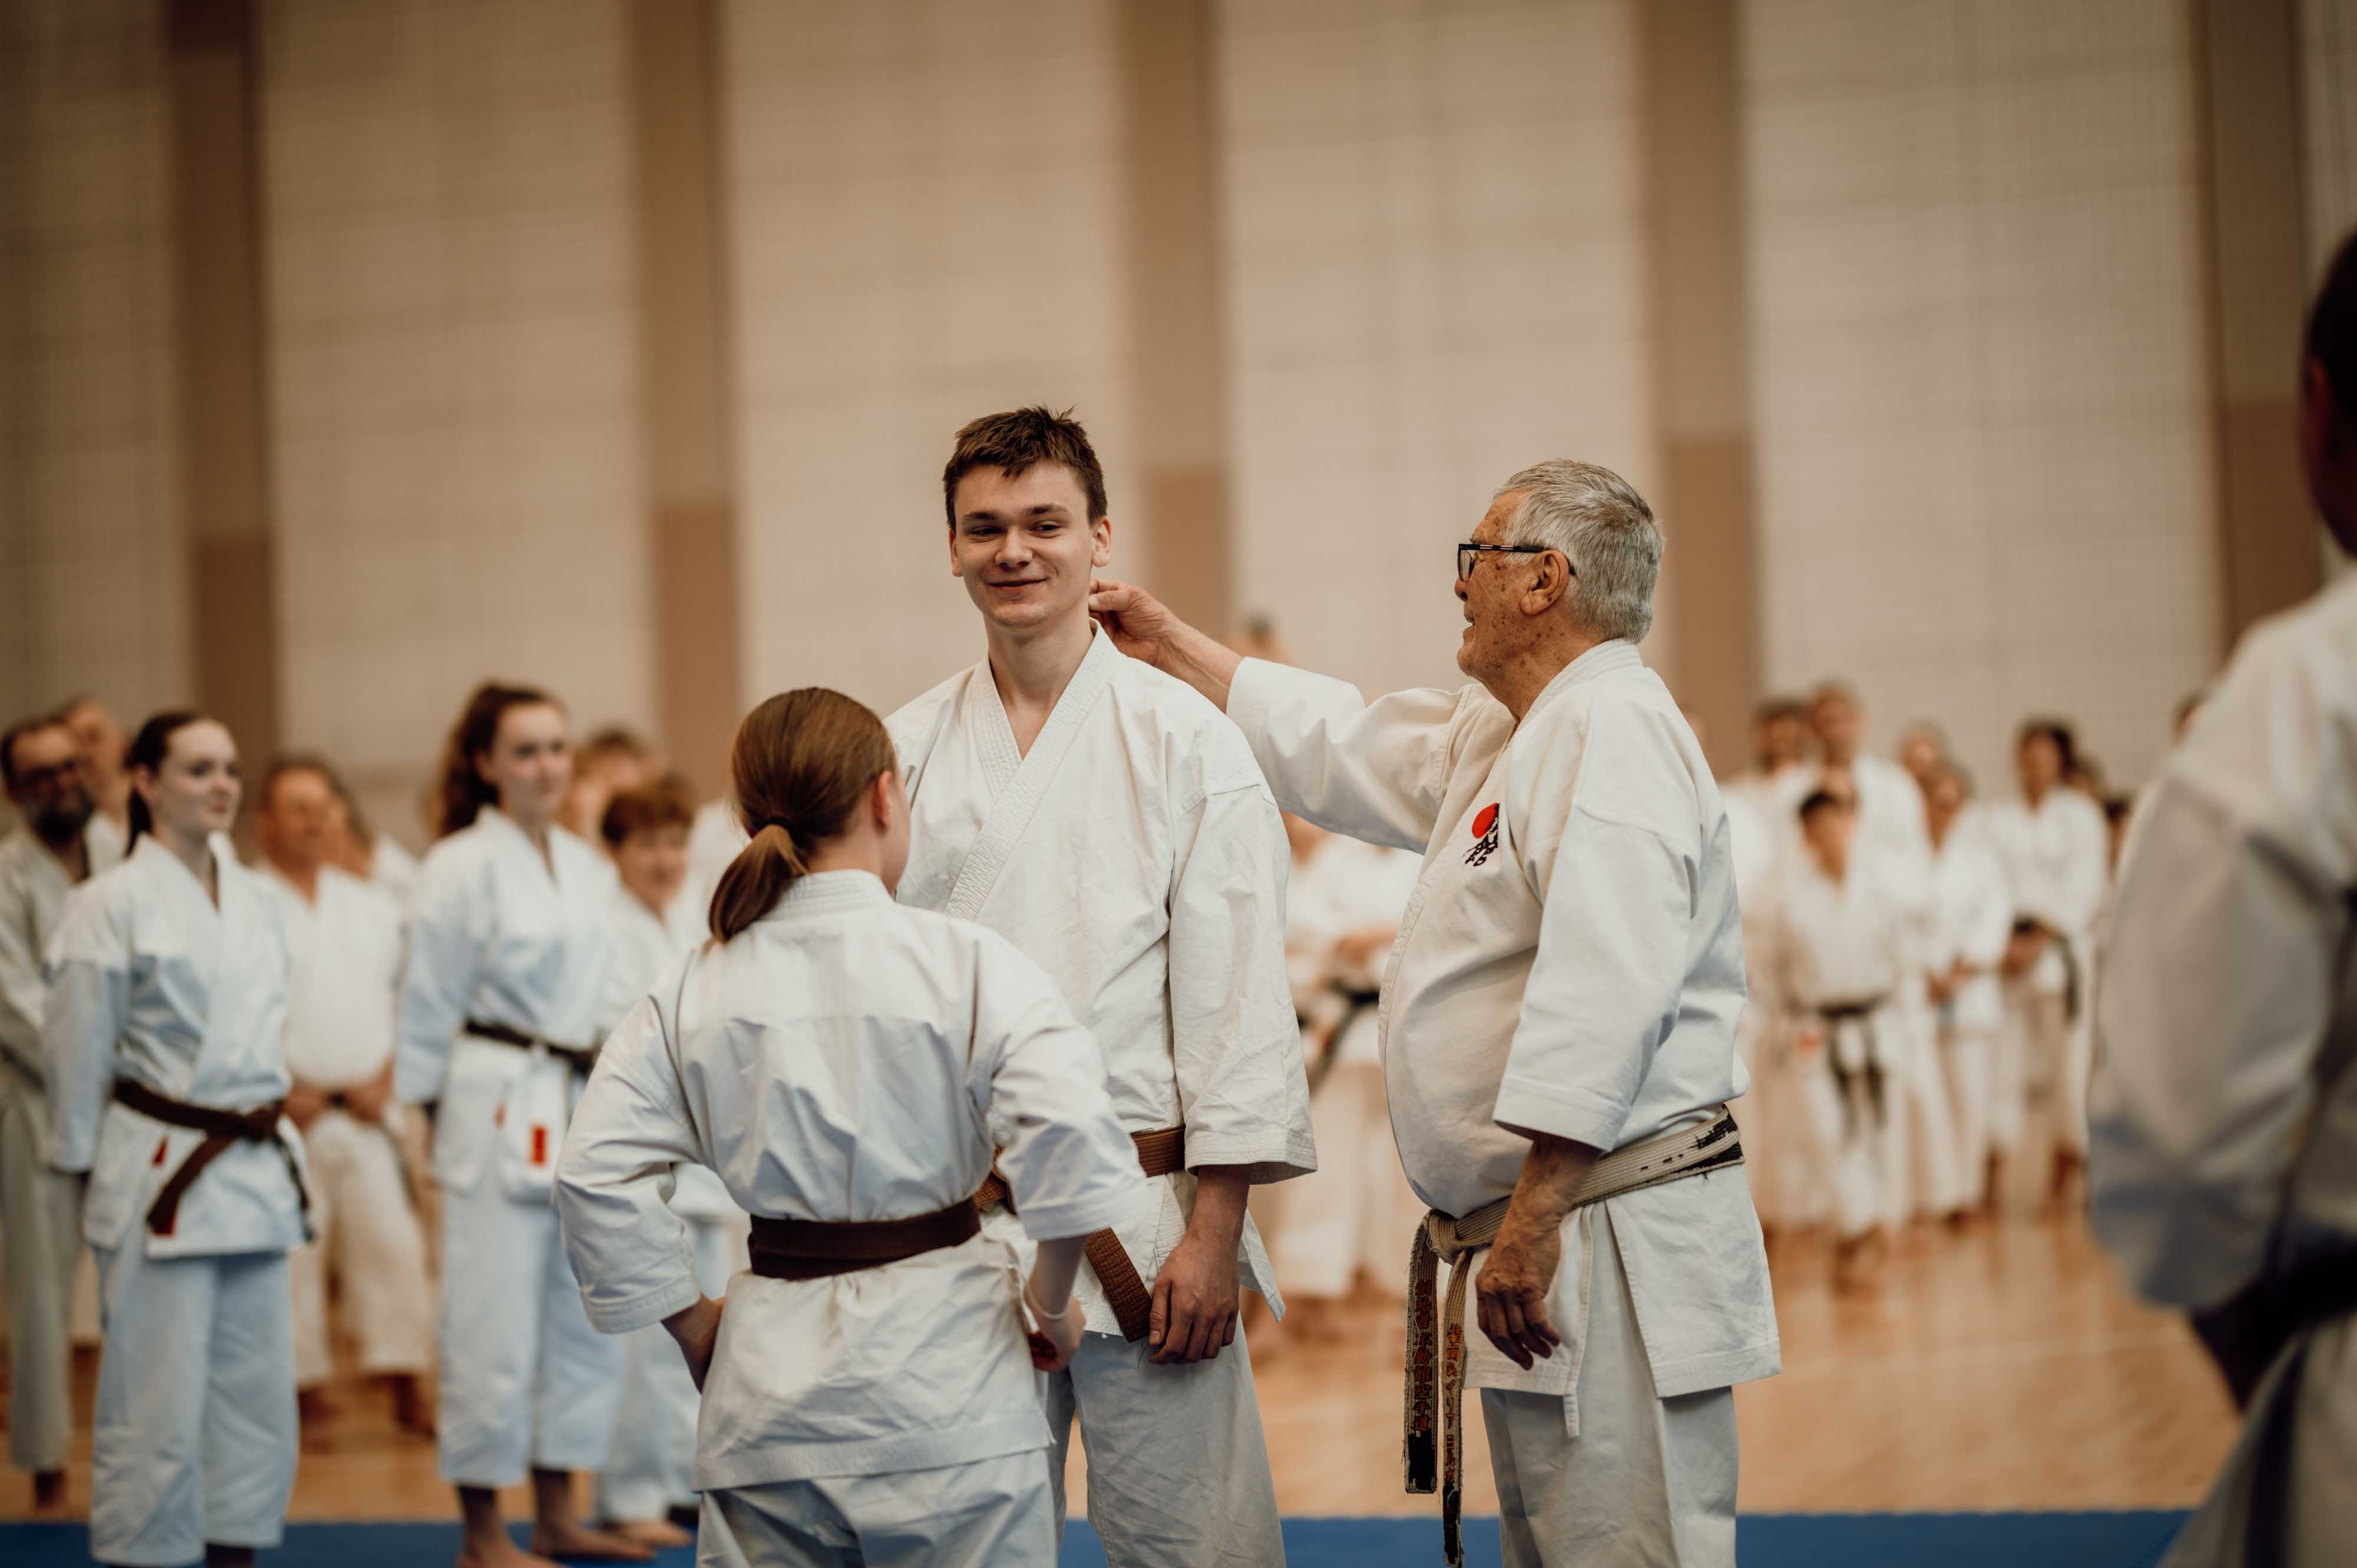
[32, 1469, 68, 1511]
[530, 1521, 656, 1562]
[297, 1388, 337, 1454]
[388, 1373, 437, 1438]
[609, 1517, 694, 1549]
[456, 1531, 563, 1568]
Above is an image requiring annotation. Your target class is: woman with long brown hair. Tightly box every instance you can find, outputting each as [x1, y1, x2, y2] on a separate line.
[43, 712, 305, 1568]
[556, 689, 1142, 1566]
[392, 683, 642, 1568]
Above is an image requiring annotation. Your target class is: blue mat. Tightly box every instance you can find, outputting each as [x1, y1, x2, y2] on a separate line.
[0, 1511, 2190, 1566]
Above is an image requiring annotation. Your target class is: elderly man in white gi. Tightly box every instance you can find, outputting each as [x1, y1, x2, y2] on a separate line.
[0, 714, 123, 1509]
[889, 407, 1312, 1566]
[2089, 227, 2357, 1568]
[1093, 459, 1780, 1567]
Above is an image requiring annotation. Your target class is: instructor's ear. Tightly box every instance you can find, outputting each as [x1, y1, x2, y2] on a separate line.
[1521, 551, 1573, 616]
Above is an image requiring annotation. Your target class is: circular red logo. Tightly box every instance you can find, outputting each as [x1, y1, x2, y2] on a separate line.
[1472, 804, 1498, 839]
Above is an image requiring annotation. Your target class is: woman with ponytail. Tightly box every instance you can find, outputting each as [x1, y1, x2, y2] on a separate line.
[556, 689, 1143, 1566]
[43, 712, 306, 1567]
[392, 683, 643, 1568]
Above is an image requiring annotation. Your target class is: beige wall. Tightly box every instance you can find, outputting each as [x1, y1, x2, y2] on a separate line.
[259, 0, 652, 833]
[0, 0, 193, 730]
[1214, 0, 1662, 702]
[1742, 0, 2219, 793]
[719, 0, 1146, 719]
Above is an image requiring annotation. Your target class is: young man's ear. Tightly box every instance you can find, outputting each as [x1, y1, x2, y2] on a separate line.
[1091, 515, 1114, 569]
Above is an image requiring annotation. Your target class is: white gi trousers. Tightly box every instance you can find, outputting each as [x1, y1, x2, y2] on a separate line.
[1481, 1206, 1738, 1568]
[599, 1212, 747, 1521]
[696, 1450, 1054, 1568]
[89, 1243, 296, 1566]
[1042, 1328, 1284, 1567]
[288, 1108, 434, 1388]
[1797, 1048, 1904, 1239]
[435, 1168, 627, 1487]
[1994, 988, 2087, 1197]
[2163, 1314, 2357, 1568]
[1936, 1022, 1997, 1205]
[1898, 1008, 1966, 1219]
[1267, 1062, 1418, 1300]
[1, 1074, 81, 1473]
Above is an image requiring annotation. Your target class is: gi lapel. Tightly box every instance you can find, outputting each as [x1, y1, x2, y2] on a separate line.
[942, 629, 1124, 924]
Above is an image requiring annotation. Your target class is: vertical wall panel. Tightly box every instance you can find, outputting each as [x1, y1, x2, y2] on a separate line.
[1215, 0, 1658, 703]
[0, 0, 193, 728]
[260, 0, 651, 832]
[1744, 0, 2219, 791]
[721, 0, 1140, 712]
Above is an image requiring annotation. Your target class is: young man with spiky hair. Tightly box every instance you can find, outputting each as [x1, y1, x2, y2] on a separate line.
[887, 407, 1310, 1566]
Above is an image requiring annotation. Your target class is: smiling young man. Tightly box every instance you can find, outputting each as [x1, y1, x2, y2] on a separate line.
[1091, 461, 1779, 1568]
[885, 407, 1310, 1566]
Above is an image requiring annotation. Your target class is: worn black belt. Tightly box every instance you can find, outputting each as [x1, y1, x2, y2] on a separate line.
[113, 1079, 311, 1237]
[464, 1018, 598, 1077]
[747, 1199, 982, 1280]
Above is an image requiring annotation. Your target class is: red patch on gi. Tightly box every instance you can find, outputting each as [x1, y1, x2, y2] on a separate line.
[1473, 804, 1498, 839]
[531, 1126, 549, 1165]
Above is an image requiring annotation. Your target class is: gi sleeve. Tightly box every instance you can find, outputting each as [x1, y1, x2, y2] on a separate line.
[971, 933, 1148, 1241]
[2089, 612, 2357, 1309]
[1226, 658, 1466, 852]
[393, 846, 483, 1104]
[0, 873, 49, 1084]
[1165, 752, 1316, 1184]
[555, 991, 704, 1334]
[41, 884, 130, 1174]
[1494, 702, 1698, 1151]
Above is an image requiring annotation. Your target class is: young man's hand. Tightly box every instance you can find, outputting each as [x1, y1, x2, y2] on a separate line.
[1150, 1168, 1249, 1364]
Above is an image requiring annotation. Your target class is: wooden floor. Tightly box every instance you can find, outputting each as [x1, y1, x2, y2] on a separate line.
[0, 1207, 2237, 1524]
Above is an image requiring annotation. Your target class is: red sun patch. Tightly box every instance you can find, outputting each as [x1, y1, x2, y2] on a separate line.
[1473, 804, 1498, 839]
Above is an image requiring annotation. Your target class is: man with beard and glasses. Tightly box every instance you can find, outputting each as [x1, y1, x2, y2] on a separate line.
[0, 712, 124, 1509]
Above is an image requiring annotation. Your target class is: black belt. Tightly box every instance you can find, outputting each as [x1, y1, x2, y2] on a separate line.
[747, 1199, 982, 1280]
[464, 1018, 598, 1077]
[1306, 985, 1383, 1096]
[1815, 997, 1890, 1133]
[113, 1079, 312, 1237]
[2192, 1249, 2357, 1409]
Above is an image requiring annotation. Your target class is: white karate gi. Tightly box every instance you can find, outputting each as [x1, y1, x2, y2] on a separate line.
[2089, 572, 2357, 1567]
[1229, 642, 1778, 1568]
[1758, 857, 1913, 1239]
[554, 869, 1145, 1568]
[592, 885, 748, 1526]
[265, 864, 433, 1390]
[1926, 827, 2012, 1206]
[367, 833, 420, 909]
[887, 626, 1309, 1565]
[44, 834, 306, 1566]
[0, 818, 117, 1476]
[393, 808, 626, 1488]
[1720, 777, 1803, 1228]
[1986, 786, 2109, 1170]
[1269, 834, 1422, 1300]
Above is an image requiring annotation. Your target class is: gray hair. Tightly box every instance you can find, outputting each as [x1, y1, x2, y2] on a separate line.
[1495, 460, 1662, 643]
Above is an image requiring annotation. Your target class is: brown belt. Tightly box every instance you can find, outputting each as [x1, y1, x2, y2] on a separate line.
[746, 1199, 982, 1280]
[464, 1018, 599, 1077]
[1405, 1108, 1744, 1567]
[975, 1124, 1185, 1342]
[113, 1079, 312, 1239]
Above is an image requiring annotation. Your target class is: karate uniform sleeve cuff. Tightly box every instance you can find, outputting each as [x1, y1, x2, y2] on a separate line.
[582, 1271, 705, 1336]
[1183, 1131, 1317, 1186]
[1015, 1194, 1140, 1242]
[1492, 1075, 1630, 1153]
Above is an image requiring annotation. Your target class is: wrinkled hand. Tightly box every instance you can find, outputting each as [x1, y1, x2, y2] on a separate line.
[1088, 579, 1177, 669]
[1475, 1219, 1563, 1369]
[665, 1295, 724, 1391]
[283, 1083, 329, 1133]
[341, 1068, 393, 1125]
[1149, 1227, 1240, 1365]
[1025, 1285, 1085, 1374]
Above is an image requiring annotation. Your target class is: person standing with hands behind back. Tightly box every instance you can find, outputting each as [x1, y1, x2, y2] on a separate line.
[395, 684, 642, 1568]
[558, 689, 1143, 1567]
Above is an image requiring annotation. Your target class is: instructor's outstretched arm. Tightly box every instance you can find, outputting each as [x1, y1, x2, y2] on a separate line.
[1089, 579, 1242, 710]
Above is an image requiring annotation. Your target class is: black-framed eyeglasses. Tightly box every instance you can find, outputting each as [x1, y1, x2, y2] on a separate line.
[1456, 542, 1566, 582]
